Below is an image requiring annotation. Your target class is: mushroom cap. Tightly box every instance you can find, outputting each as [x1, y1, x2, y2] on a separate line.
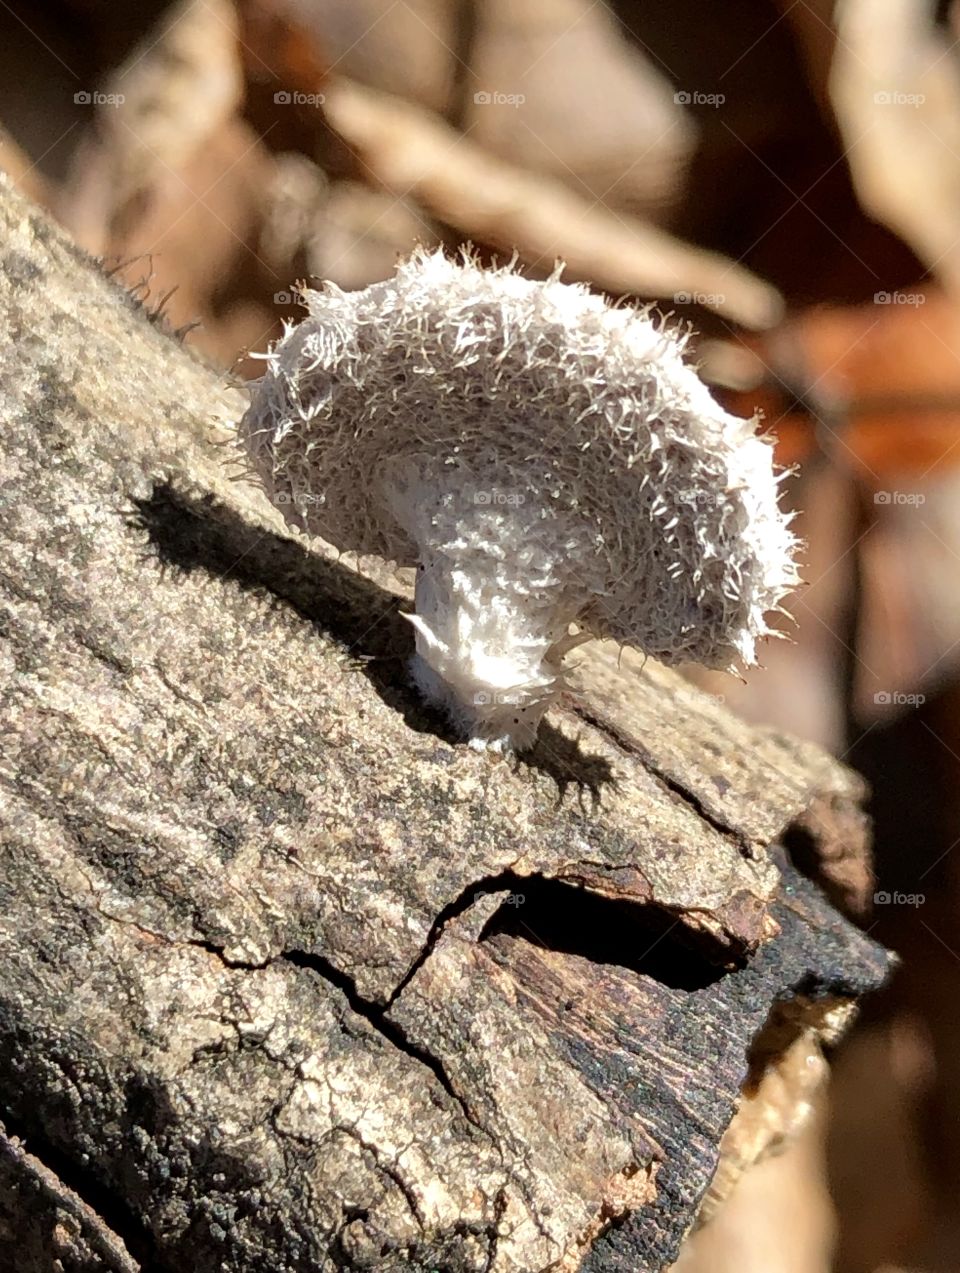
[239, 249, 798, 669]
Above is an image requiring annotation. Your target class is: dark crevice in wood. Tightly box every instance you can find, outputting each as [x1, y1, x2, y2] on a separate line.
[277, 948, 487, 1135]
[781, 822, 827, 895]
[380, 865, 736, 1012]
[384, 878, 513, 1008]
[142, 928, 487, 1135]
[181, 875, 732, 1145]
[479, 879, 731, 991]
[170, 931, 487, 1131]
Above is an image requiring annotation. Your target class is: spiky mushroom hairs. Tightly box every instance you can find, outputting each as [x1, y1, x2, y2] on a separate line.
[239, 249, 799, 753]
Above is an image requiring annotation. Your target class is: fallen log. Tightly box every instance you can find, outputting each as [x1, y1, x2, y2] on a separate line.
[0, 176, 890, 1272]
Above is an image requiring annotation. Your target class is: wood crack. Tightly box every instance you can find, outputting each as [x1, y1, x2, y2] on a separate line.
[571, 700, 761, 858]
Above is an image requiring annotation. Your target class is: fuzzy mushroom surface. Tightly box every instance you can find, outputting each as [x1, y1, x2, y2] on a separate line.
[239, 249, 799, 751]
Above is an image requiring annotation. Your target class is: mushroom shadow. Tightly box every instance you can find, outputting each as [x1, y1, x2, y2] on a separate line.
[519, 720, 617, 810]
[131, 482, 456, 735]
[130, 484, 618, 795]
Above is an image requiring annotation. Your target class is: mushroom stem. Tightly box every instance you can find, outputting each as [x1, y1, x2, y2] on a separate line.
[386, 459, 582, 751]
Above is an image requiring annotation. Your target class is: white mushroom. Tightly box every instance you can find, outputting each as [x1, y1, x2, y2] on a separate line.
[239, 249, 799, 752]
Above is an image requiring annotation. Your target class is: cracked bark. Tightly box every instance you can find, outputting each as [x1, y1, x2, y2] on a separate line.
[0, 175, 891, 1272]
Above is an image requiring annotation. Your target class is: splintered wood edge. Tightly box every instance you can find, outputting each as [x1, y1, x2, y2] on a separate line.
[697, 996, 856, 1226]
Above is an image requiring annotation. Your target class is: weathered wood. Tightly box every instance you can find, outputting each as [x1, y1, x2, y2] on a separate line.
[0, 1123, 138, 1273]
[0, 176, 890, 1271]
